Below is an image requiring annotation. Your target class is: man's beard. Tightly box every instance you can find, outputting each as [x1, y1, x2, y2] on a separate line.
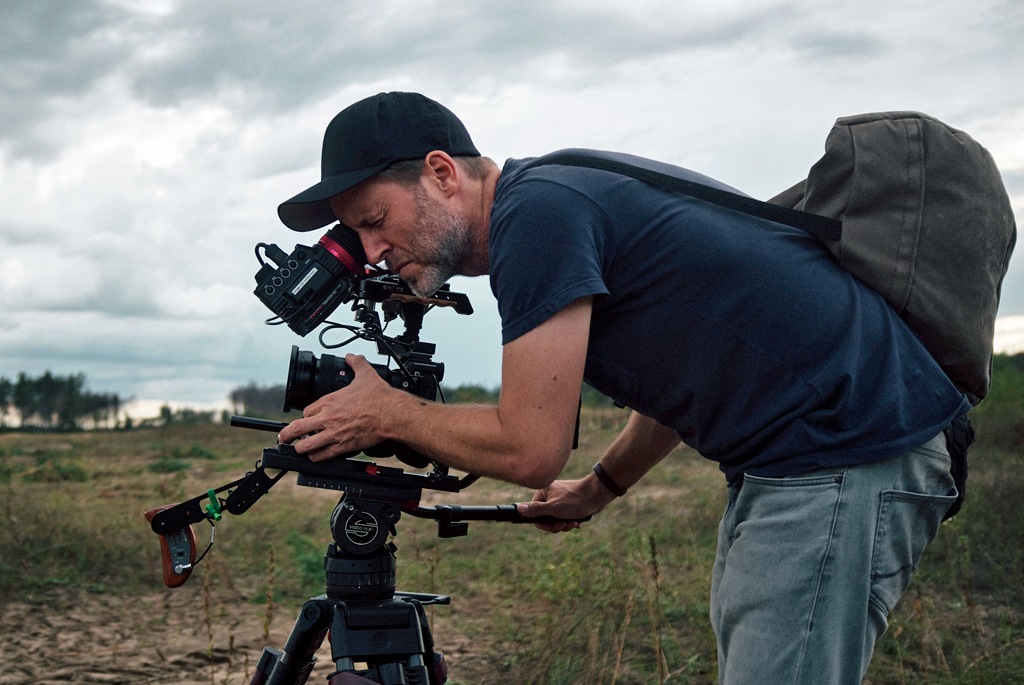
[401, 187, 474, 297]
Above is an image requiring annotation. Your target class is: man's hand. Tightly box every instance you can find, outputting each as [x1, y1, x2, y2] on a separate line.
[517, 411, 684, 533]
[278, 354, 411, 462]
[516, 474, 617, 533]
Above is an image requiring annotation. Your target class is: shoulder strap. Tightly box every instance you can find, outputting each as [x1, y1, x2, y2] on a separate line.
[522, 150, 842, 242]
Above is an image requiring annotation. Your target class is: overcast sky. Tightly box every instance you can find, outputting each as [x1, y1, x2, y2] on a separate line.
[2, 0, 1022, 416]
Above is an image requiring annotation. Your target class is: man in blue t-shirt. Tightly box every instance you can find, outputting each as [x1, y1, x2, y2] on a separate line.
[276, 92, 969, 684]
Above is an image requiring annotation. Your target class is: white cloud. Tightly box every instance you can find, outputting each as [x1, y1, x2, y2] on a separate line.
[1, 0, 1022, 406]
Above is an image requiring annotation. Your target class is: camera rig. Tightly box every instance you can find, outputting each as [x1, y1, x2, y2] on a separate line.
[144, 262, 485, 603]
[145, 233, 588, 683]
[279, 270, 475, 470]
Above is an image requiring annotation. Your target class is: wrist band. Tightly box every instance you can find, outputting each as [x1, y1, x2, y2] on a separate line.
[593, 462, 628, 497]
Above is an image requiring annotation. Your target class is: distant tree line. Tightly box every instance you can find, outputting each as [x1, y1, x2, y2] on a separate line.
[226, 380, 617, 414]
[225, 380, 508, 417]
[0, 372, 123, 430]
[0, 371, 617, 432]
[230, 382, 287, 418]
[6, 354, 1024, 435]
[157, 405, 221, 426]
[0, 370, 606, 433]
[440, 384, 613, 408]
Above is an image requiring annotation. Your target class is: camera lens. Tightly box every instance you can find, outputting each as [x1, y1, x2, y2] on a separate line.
[283, 345, 356, 412]
[284, 346, 312, 411]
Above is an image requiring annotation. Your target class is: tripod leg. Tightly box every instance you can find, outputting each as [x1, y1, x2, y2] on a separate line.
[250, 596, 332, 685]
[412, 601, 448, 685]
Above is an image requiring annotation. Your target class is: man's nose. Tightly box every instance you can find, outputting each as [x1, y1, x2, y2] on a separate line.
[360, 234, 390, 266]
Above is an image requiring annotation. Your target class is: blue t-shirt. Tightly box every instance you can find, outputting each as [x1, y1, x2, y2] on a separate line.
[488, 151, 970, 482]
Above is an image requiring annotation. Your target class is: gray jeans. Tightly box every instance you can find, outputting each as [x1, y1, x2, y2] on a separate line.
[710, 433, 956, 684]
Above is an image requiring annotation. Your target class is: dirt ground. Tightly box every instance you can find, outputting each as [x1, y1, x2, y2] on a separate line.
[0, 584, 503, 685]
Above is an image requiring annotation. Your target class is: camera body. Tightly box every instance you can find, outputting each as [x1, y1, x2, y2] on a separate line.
[284, 345, 443, 413]
[284, 345, 443, 468]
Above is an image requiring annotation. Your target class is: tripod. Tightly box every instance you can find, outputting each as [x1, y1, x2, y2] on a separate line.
[249, 488, 451, 685]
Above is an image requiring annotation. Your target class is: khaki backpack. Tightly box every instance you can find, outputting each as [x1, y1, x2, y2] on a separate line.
[770, 112, 1016, 405]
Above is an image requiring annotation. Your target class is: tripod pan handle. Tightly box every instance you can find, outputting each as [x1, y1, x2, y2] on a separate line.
[418, 503, 591, 525]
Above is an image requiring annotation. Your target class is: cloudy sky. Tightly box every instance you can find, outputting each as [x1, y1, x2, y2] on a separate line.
[2, 0, 1022, 416]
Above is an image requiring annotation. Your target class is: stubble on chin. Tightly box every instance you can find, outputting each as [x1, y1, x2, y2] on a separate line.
[406, 191, 474, 297]
[405, 239, 463, 296]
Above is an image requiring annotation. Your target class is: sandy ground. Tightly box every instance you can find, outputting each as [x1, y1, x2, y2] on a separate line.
[0, 584, 503, 685]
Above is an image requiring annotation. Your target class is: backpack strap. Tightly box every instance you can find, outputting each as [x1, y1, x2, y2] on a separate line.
[521, 149, 843, 243]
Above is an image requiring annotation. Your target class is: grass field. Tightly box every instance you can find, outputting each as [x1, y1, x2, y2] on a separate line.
[1, 406, 1022, 684]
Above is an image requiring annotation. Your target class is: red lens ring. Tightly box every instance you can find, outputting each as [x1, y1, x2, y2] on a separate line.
[318, 234, 362, 275]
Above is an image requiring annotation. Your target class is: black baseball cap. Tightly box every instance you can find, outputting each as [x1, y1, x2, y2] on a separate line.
[277, 92, 481, 231]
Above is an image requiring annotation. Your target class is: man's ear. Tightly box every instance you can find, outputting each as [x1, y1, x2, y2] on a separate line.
[424, 150, 459, 197]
